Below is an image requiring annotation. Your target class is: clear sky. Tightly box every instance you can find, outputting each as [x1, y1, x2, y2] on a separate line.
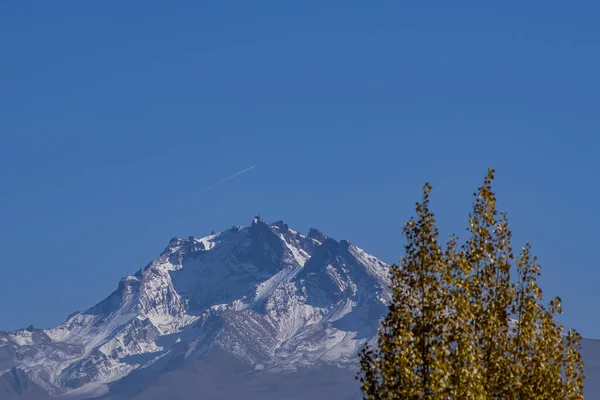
[1, 2, 599, 337]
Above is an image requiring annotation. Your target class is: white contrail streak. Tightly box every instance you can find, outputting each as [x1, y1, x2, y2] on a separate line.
[200, 165, 256, 193]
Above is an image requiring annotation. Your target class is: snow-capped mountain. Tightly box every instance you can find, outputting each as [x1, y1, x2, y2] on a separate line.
[0, 217, 390, 399]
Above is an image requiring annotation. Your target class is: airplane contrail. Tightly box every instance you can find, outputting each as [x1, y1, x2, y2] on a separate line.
[200, 165, 257, 193]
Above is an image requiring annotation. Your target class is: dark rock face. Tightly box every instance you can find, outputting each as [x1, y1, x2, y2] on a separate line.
[307, 228, 328, 243]
[0, 367, 51, 399]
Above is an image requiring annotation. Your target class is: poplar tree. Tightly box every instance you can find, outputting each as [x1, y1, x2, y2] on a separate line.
[358, 169, 585, 399]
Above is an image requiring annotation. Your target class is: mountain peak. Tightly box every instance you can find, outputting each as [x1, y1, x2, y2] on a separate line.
[307, 227, 328, 243]
[1, 217, 391, 399]
[168, 237, 183, 247]
[271, 220, 289, 233]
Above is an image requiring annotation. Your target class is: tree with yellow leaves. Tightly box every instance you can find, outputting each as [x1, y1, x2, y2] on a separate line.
[358, 169, 584, 399]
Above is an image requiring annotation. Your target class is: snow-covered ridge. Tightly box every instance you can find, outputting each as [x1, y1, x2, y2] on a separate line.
[0, 217, 391, 398]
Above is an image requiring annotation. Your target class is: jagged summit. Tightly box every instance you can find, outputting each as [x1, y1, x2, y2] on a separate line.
[0, 217, 390, 399]
[2, 217, 599, 399]
[307, 227, 328, 243]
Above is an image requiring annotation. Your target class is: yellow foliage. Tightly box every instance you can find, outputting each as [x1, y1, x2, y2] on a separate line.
[357, 169, 584, 399]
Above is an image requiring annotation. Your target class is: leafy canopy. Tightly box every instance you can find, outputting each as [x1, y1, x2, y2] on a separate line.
[358, 169, 584, 400]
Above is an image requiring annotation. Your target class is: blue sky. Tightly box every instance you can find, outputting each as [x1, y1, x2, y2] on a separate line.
[1, 1, 599, 337]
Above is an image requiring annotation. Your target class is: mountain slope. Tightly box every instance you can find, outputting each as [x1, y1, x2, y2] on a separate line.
[0, 217, 389, 399]
[2, 217, 598, 399]
[0, 367, 52, 399]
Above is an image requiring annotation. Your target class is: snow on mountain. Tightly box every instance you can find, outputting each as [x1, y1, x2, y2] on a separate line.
[0, 217, 391, 398]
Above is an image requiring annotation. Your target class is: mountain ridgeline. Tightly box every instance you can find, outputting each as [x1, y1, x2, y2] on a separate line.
[1, 217, 599, 399]
[0, 217, 389, 400]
